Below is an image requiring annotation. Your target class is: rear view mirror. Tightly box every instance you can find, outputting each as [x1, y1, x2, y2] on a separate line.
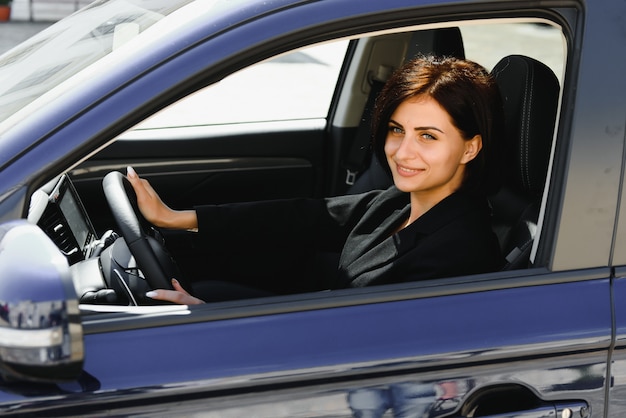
[0, 221, 83, 382]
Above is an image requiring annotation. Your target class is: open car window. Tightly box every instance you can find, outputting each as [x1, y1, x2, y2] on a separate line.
[131, 21, 564, 131]
[67, 17, 567, 316]
[134, 41, 350, 129]
[461, 22, 564, 82]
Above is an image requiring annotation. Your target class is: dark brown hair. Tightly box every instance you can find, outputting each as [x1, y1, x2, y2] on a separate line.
[372, 55, 505, 195]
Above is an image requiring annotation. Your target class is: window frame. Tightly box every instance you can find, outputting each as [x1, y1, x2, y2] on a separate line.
[81, 5, 580, 328]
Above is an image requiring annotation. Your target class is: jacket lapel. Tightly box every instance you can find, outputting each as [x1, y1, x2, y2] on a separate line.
[339, 190, 481, 284]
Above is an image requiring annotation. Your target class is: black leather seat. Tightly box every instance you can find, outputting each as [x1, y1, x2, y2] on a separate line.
[489, 55, 560, 269]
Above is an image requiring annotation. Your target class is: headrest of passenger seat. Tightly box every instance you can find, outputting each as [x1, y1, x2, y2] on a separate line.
[491, 55, 560, 197]
[406, 27, 465, 61]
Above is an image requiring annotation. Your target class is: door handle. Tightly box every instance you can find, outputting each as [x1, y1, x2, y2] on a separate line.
[459, 400, 589, 418]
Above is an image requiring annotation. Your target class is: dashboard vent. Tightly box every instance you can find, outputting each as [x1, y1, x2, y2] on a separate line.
[39, 207, 81, 265]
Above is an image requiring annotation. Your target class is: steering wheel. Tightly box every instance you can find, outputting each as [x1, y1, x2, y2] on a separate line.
[102, 171, 177, 291]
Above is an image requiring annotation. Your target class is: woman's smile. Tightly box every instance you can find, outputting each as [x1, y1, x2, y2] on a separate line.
[395, 163, 425, 177]
[384, 95, 481, 206]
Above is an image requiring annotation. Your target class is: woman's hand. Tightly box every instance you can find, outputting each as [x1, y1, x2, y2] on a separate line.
[126, 166, 198, 230]
[146, 279, 205, 305]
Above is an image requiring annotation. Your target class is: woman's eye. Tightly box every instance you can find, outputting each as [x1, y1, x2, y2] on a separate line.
[421, 132, 436, 140]
[389, 126, 404, 135]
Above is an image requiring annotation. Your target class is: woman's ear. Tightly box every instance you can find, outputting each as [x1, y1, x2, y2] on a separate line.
[461, 134, 482, 164]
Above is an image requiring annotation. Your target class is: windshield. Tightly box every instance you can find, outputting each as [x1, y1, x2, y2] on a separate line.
[0, 0, 195, 123]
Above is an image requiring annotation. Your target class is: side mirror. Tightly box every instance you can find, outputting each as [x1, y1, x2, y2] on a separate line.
[0, 221, 83, 382]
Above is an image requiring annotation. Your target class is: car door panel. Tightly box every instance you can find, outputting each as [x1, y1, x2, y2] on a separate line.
[51, 276, 610, 416]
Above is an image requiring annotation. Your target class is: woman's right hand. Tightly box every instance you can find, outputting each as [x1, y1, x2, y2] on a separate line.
[126, 166, 198, 230]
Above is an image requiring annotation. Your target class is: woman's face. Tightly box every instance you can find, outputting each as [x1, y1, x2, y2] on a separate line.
[384, 95, 481, 204]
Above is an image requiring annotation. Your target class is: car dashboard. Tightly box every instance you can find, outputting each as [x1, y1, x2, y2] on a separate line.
[28, 174, 151, 306]
[29, 174, 99, 265]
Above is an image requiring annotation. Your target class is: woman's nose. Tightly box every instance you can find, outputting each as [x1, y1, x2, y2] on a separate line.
[395, 135, 415, 159]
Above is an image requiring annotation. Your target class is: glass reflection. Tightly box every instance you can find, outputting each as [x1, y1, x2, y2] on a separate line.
[348, 381, 471, 418]
[348, 382, 436, 417]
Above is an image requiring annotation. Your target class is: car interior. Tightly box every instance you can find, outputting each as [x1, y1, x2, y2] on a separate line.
[29, 18, 565, 308]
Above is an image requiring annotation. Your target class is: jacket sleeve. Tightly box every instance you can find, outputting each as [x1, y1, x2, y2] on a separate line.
[190, 191, 384, 291]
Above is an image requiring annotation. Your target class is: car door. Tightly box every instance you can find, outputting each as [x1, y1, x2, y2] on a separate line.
[1, 0, 624, 416]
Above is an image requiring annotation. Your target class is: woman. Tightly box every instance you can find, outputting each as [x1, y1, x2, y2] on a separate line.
[128, 55, 505, 305]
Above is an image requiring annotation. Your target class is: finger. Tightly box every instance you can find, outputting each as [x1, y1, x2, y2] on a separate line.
[170, 279, 205, 304]
[130, 171, 164, 207]
[126, 166, 147, 196]
[127, 165, 138, 179]
[171, 278, 190, 295]
[127, 167, 148, 194]
[139, 177, 156, 196]
[126, 168, 165, 220]
[146, 289, 194, 304]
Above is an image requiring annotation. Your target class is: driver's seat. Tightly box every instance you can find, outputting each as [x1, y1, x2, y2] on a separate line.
[489, 55, 560, 270]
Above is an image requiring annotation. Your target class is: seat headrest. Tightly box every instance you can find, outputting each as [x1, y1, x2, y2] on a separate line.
[407, 27, 465, 61]
[491, 55, 560, 197]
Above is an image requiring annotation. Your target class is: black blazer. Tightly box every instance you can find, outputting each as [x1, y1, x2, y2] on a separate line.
[194, 187, 502, 294]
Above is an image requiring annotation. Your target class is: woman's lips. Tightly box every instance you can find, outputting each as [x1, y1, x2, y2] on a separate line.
[396, 164, 424, 177]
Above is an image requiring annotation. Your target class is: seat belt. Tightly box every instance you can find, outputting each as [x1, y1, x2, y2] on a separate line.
[343, 65, 393, 187]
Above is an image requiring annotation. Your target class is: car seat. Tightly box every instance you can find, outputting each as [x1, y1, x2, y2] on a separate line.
[489, 55, 560, 270]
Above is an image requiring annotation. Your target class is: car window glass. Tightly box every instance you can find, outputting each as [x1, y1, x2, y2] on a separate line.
[0, 0, 197, 124]
[134, 41, 349, 129]
[120, 19, 566, 273]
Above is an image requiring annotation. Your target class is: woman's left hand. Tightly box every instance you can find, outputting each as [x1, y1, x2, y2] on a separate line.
[146, 279, 205, 305]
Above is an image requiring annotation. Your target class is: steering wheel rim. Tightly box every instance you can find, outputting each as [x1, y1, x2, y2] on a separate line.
[102, 171, 176, 291]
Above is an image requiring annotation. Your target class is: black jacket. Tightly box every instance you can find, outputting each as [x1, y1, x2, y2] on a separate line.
[194, 187, 502, 294]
